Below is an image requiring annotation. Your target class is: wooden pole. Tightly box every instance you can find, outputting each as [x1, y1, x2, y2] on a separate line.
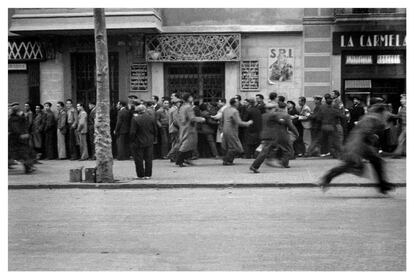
[93, 8, 114, 183]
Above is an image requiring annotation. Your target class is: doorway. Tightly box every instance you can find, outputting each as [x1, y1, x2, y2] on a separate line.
[71, 52, 119, 107]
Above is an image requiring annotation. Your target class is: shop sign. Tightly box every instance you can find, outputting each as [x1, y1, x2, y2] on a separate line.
[333, 32, 406, 54]
[130, 63, 148, 91]
[8, 63, 27, 71]
[268, 48, 294, 84]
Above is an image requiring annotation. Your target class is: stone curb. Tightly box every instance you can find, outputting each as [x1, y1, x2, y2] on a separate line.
[8, 183, 407, 190]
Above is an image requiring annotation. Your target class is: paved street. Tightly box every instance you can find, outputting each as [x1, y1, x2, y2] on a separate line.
[9, 187, 406, 271]
[8, 157, 406, 187]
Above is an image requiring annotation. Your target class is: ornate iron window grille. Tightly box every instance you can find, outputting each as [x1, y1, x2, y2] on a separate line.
[8, 41, 44, 61]
[145, 33, 241, 62]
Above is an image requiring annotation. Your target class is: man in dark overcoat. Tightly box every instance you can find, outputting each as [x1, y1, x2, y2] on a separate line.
[243, 98, 262, 159]
[9, 102, 35, 173]
[43, 102, 57, 160]
[130, 105, 158, 179]
[114, 101, 131, 160]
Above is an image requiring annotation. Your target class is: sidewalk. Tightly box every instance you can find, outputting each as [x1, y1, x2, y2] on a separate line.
[8, 157, 406, 189]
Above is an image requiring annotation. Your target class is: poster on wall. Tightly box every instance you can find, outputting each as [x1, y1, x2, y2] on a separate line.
[130, 63, 148, 91]
[240, 60, 260, 91]
[268, 47, 294, 84]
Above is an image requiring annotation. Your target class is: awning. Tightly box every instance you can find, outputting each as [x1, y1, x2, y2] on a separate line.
[9, 8, 162, 35]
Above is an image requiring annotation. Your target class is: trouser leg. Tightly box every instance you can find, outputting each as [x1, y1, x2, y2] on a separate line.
[309, 128, 321, 155]
[366, 152, 386, 185]
[251, 141, 273, 170]
[117, 134, 126, 160]
[69, 127, 79, 159]
[80, 134, 89, 160]
[160, 127, 169, 158]
[206, 134, 218, 157]
[57, 129, 67, 159]
[277, 143, 292, 167]
[144, 145, 153, 177]
[132, 145, 145, 178]
[322, 161, 358, 184]
[303, 128, 311, 154]
[88, 130, 95, 158]
[393, 127, 406, 156]
[167, 132, 179, 160]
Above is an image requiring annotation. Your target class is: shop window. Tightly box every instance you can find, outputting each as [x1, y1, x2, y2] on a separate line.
[345, 55, 373, 65]
[345, 80, 372, 90]
[377, 55, 401, 64]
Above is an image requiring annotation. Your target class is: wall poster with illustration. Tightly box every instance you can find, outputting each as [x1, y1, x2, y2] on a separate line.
[268, 47, 294, 84]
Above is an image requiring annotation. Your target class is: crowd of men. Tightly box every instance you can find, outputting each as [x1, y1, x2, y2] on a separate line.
[9, 90, 406, 182]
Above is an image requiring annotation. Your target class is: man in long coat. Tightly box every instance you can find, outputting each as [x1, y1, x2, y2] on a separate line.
[243, 98, 262, 159]
[221, 97, 252, 165]
[175, 93, 205, 167]
[31, 104, 46, 158]
[43, 102, 57, 160]
[167, 95, 182, 162]
[319, 103, 395, 195]
[88, 102, 97, 159]
[76, 103, 89, 160]
[114, 101, 131, 160]
[56, 101, 67, 159]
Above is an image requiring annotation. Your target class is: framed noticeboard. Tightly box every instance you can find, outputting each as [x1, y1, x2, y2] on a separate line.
[130, 63, 148, 91]
[240, 60, 260, 91]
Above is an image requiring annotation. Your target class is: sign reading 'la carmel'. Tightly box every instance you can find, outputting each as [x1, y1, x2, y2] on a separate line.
[333, 32, 406, 54]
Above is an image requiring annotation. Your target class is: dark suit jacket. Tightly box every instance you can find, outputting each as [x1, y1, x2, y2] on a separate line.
[244, 106, 262, 144]
[88, 107, 96, 132]
[115, 108, 131, 135]
[130, 113, 157, 147]
[261, 111, 298, 142]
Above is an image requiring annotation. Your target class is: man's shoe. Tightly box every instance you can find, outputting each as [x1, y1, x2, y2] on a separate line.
[379, 182, 396, 195]
[223, 161, 234, 166]
[24, 166, 36, 174]
[249, 166, 260, 173]
[317, 179, 330, 193]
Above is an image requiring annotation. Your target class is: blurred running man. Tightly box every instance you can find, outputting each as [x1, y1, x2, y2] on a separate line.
[318, 102, 396, 194]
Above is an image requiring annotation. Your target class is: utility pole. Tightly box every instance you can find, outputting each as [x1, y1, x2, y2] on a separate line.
[93, 8, 114, 182]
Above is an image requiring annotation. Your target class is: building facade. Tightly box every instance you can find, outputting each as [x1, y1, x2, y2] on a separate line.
[8, 8, 406, 111]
